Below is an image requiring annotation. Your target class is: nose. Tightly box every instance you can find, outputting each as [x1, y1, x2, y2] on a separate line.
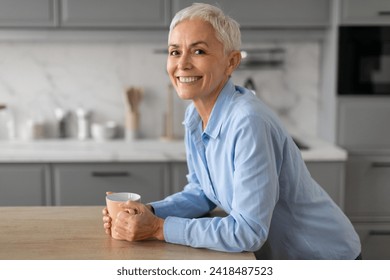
[177, 53, 192, 70]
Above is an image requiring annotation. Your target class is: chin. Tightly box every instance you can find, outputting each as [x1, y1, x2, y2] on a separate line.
[176, 92, 194, 101]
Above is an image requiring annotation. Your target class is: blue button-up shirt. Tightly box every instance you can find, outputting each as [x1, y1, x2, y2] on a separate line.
[150, 79, 361, 259]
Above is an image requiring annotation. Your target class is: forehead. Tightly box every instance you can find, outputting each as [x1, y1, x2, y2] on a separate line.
[168, 19, 219, 45]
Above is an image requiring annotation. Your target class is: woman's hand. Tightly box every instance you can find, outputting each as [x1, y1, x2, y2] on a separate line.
[102, 207, 116, 235]
[114, 201, 165, 241]
[102, 191, 114, 235]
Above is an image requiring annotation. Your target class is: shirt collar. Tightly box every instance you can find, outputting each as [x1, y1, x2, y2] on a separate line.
[184, 78, 236, 139]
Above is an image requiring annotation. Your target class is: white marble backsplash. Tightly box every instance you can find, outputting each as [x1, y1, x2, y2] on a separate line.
[0, 41, 319, 140]
[234, 42, 320, 137]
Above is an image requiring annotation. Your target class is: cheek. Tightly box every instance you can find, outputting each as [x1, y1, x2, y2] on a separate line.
[166, 62, 172, 76]
[166, 59, 174, 76]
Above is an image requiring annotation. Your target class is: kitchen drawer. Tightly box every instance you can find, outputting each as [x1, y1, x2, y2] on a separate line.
[340, 0, 390, 25]
[53, 163, 169, 206]
[345, 155, 390, 221]
[353, 222, 390, 260]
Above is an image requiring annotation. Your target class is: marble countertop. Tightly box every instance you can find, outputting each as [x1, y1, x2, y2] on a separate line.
[0, 134, 347, 163]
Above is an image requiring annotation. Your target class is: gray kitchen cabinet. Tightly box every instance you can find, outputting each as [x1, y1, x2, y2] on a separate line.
[340, 0, 390, 25]
[170, 160, 345, 208]
[0, 0, 57, 27]
[60, 0, 170, 28]
[337, 98, 390, 258]
[345, 155, 390, 220]
[344, 154, 390, 259]
[352, 223, 390, 260]
[53, 163, 169, 206]
[337, 97, 390, 151]
[0, 0, 332, 30]
[172, 0, 330, 28]
[0, 163, 51, 206]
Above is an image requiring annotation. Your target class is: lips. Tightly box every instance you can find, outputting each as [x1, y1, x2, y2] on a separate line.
[177, 76, 202, 83]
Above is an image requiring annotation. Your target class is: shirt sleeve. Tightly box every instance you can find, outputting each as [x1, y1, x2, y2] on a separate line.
[149, 181, 216, 219]
[149, 151, 216, 219]
[161, 115, 282, 253]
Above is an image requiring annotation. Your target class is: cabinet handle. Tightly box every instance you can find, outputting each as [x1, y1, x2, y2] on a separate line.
[369, 230, 390, 236]
[378, 11, 390, 16]
[91, 171, 130, 177]
[371, 162, 390, 168]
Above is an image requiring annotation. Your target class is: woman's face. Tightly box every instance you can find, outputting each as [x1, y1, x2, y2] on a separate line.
[167, 19, 237, 104]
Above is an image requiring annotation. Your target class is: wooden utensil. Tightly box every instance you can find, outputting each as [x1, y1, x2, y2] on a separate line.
[124, 87, 143, 139]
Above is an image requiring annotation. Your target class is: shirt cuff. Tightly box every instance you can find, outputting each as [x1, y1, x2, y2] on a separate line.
[163, 216, 188, 246]
[149, 200, 176, 219]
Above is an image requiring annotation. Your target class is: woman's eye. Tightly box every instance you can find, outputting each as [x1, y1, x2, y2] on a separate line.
[169, 50, 180, 56]
[194, 49, 205, 55]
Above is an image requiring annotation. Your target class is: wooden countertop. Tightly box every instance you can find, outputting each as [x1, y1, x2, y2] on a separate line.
[0, 206, 254, 260]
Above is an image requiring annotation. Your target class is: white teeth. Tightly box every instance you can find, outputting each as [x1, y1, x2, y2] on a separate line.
[178, 76, 200, 83]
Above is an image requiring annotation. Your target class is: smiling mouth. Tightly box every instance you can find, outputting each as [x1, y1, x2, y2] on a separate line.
[177, 76, 202, 83]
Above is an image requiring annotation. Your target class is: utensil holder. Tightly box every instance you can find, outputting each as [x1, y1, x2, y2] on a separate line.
[125, 111, 139, 140]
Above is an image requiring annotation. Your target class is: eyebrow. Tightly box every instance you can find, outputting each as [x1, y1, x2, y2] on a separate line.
[168, 41, 209, 48]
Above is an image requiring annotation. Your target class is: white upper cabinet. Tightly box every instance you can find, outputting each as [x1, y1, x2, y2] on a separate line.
[341, 0, 390, 25]
[172, 0, 331, 28]
[0, 0, 57, 27]
[60, 0, 170, 28]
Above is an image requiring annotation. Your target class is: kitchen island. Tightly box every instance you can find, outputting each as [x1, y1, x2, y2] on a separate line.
[0, 206, 255, 260]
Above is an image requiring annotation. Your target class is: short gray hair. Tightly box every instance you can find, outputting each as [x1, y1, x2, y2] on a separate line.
[169, 3, 241, 54]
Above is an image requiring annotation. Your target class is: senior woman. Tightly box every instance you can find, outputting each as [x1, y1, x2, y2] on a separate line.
[103, 3, 361, 260]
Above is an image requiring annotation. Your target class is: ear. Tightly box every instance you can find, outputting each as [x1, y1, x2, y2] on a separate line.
[226, 50, 241, 76]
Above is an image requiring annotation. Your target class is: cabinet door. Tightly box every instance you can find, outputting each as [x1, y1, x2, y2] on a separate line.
[0, 164, 51, 206]
[0, 0, 57, 27]
[345, 155, 390, 221]
[337, 97, 390, 150]
[341, 0, 390, 25]
[60, 0, 170, 28]
[353, 223, 390, 260]
[306, 161, 345, 209]
[53, 163, 168, 205]
[172, 0, 330, 28]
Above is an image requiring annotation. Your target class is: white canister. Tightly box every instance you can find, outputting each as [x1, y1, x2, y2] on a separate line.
[24, 119, 44, 140]
[0, 106, 16, 140]
[76, 108, 91, 140]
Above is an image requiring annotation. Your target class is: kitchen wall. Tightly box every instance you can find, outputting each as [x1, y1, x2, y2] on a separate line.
[0, 39, 320, 140]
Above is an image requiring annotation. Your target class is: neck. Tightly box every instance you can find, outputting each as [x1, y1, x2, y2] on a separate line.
[193, 78, 229, 130]
[193, 101, 211, 130]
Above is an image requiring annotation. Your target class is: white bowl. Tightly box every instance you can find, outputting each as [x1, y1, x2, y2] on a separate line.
[91, 122, 117, 141]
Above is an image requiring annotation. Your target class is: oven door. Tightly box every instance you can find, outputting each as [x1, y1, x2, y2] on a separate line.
[338, 26, 390, 95]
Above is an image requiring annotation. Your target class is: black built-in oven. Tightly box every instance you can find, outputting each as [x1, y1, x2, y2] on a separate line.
[338, 26, 390, 95]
